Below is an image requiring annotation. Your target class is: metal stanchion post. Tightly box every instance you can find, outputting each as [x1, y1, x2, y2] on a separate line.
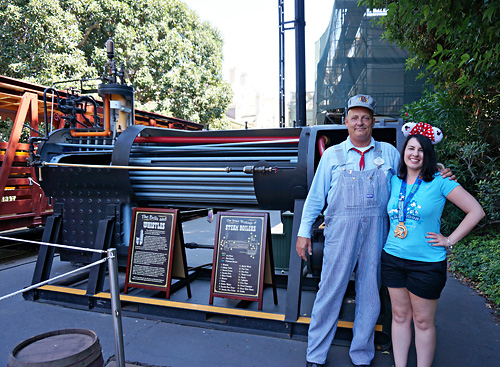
[107, 248, 126, 367]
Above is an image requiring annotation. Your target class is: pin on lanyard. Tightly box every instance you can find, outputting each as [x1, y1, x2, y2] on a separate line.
[394, 175, 422, 239]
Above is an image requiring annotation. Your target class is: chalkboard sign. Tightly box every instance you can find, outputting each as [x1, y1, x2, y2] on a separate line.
[209, 211, 277, 310]
[124, 208, 191, 299]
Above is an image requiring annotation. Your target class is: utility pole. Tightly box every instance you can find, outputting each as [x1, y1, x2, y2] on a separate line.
[295, 0, 306, 127]
[278, 0, 306, 128]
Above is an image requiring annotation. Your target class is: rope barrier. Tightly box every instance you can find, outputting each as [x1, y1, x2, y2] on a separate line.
[0, 235, 107, 254]
[0, 240, 126, 367]
[0, 235, 107, 301]
[0, 257, 108, 301]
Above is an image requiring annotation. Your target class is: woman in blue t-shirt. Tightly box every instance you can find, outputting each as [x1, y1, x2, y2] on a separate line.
[381, 126, 485, 367]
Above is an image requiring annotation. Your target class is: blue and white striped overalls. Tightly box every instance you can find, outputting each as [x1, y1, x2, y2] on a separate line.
[306, 142, 390, 365]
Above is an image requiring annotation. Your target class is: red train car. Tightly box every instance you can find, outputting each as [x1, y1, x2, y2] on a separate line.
[0, 75, 202, 232]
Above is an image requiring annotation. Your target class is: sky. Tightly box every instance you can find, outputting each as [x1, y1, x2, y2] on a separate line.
[182, 0, 334, 99]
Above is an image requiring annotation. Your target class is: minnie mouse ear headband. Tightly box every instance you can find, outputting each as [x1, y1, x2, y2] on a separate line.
[402, 122, 443, 144]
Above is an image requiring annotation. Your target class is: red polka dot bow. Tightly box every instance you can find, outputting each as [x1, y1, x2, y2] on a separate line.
[401, 122, 443, 144]
[409, 122, 434, 140]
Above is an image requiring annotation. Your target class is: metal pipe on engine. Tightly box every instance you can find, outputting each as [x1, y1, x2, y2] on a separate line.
[70, 94, 112, 137]
[41, 161, 277, 173]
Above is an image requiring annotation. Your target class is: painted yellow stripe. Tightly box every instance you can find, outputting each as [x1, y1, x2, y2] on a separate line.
[296, 316, 309, 324]
[40, 285, 86, 295]
[297, 316, 381, 331]
[38, 285, 382, 331]
[97, 292, 286, 321]
[298, 316, 354, 328]
[39, 285, 284, 321]
[0, 150, 29, 156]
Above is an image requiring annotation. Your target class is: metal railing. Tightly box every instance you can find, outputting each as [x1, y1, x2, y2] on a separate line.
[0, 236, 125, 367]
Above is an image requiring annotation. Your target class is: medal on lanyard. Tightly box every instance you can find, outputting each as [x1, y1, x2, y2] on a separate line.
[394, 175, 422, 239]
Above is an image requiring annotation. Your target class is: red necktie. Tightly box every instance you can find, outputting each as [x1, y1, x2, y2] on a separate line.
[351, 146, 373, 170]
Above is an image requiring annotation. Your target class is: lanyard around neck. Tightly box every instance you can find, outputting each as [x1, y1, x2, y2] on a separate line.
[397, 175, 423, 223]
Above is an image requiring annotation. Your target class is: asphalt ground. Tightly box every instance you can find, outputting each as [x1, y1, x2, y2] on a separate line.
[1, 216, 499, 367]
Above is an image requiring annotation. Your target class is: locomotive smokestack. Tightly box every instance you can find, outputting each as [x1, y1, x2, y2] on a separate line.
[106, 38, 115, 60]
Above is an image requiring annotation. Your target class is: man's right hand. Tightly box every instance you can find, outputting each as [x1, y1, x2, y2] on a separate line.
[296, 236, 312, 261]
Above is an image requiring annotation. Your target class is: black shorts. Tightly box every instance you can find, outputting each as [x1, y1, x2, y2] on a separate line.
[381, 250, 447, 300]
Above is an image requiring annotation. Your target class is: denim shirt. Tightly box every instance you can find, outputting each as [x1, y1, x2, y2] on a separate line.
[297, 137, 400, 238]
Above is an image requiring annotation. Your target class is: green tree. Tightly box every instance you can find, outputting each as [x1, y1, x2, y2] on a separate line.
[361, 0, 500, 99]
[0, 0, 232, 127]
[401, 91, 499, 230]
[359, 0, 500, 226]
[360, 0, 500, 146]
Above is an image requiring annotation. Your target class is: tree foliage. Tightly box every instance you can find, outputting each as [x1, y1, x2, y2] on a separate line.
[0, 0, 232, 126]
[360, 0, 500, 228]
[449, 231, 500, 310]
[402, 91, 499, 229]
[361, 0, 500, 100]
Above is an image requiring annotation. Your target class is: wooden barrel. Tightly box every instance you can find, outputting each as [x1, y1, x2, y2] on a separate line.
[7, 329, 104, 367]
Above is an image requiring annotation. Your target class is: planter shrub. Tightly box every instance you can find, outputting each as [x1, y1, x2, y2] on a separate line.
[449, 232, 500, 309]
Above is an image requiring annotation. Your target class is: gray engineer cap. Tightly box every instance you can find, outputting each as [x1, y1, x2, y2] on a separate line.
[347, 94, 376, 112]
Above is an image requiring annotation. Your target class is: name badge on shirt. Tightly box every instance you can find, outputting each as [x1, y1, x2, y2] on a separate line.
[366, 194, 374, 198]
[374, 157, 385, 168]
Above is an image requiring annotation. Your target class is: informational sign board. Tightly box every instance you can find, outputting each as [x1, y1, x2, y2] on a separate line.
[209, 211, 277, 310]
[124, 208, 191, 299]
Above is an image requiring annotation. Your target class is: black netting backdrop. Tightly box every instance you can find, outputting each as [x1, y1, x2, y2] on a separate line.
[313, 0, 426, 124]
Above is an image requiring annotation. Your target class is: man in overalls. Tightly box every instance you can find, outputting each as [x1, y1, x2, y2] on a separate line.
[297, 94, 400, 367]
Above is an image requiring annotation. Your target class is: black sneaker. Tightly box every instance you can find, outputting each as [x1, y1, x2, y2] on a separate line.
[306, 362, 325, 367]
